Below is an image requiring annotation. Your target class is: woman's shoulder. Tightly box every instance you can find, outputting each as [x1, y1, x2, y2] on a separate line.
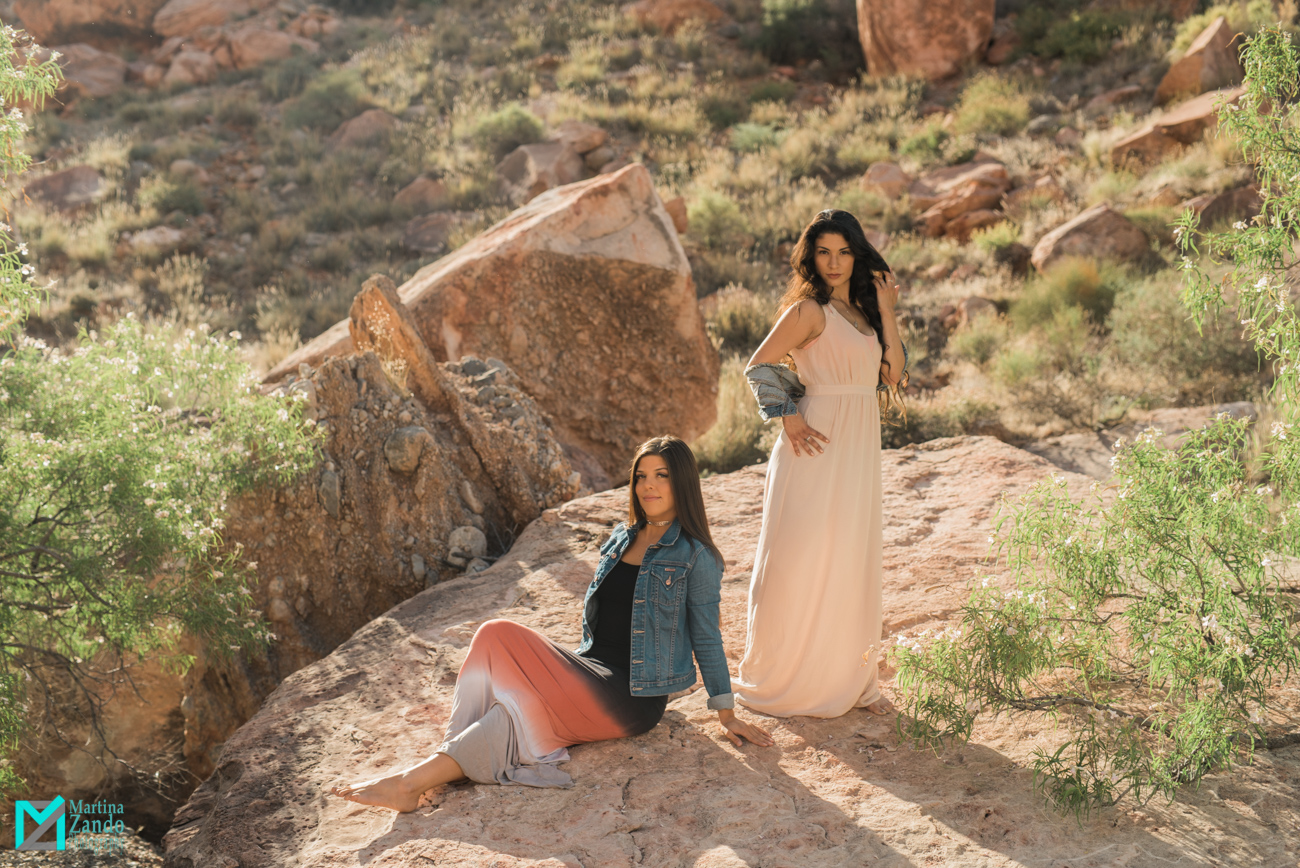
[787, 298, 827, 320]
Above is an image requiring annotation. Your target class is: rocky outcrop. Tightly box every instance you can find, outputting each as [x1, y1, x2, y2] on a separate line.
[163, 436, 1300, 867]
[227, 24, 318, 69]
[1030, 203, 1149, 272]
[624, 0, 725, 35]
[328, 109, 399, 151]
[496, 141, 590, 205]
[153, 0, 268, 38]
[908, 155, 1011, 241]
[1156, 16, 1244, 105]
[394, 176, 450, 215]
[268, 164, 718, 483]
[1181, 184, 1261, 228]
[857, 0, 994, 80]
[54, 42, 128, 98]
[18, 280, 581, 837]
[23, 164, 104, 211]
[1111, 86, 1246, 166]
[14, 0, 171, 46]
[862, 161, 912, 199]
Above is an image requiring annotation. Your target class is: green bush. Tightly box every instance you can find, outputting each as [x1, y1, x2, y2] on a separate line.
[692, 355, 770, 474]
[701, 91, 750, 130]
[896, 29, 1300, 818]
[899, 123, 949, 162]
[282, 69, 370, 130]
[755, 0, 864, 81]
[1011, 257, 1125, 331]
[948, 313, 1008, 367]
[688, 192, 750, 248]
[748, 80, 797, 103]
[261, 52, 321, 101]
[141, 177, 205, 216]
[216, 95, 262, 128]
[879, 397, 1002, 449]
[1017, 7, 1131, 64]
[953, 73, 1032, 137]
[703, 284, 773, 358]
[472, 103, 545, 160]
[730, 121, 783, 153]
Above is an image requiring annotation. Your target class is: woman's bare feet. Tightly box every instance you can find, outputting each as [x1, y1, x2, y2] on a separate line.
[329, 774, 423, 813]
[864, 696, 894, 716]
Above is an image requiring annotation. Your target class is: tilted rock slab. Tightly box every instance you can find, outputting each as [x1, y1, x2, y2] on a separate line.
[1156, 15, 1244, 105]
[1030, 203, 1149, 273]
[163, 436, 1300, 868]
[268, 164, 718, 482]
[856, 0, 994, 81]
[19, 285, 581, 838]
[14, 0, 170, 45]
[1111, 85, 1246, 166]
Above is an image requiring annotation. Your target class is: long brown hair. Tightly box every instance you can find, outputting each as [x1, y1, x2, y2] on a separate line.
[626, 436, 721, 565]
[779, 208, 907, 420]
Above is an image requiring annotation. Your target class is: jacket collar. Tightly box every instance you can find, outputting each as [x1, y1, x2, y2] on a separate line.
[634, 518, 681, 548]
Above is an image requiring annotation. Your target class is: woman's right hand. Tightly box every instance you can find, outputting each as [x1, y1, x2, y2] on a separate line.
[782, 412, 829, 457]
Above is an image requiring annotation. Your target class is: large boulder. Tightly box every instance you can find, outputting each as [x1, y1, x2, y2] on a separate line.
[163, 436, 1300, 868]
[327, 108, 399, 151]
[227, 25, 318, 69]
[53, 42, 128, 98]
[153, 0, 268, 38]
[861, 161, 912, 200]
[908, 155, 1010, 240]
[23, 165, 104, 212]
[624, 0, 725, 34]
[1111, 86, 1246, 166]
[1155, 15, 1244, 105]
[163, 48, 217, 86]
[857, 0, 994, 80]
[1030, 203, 1149, 273]
[496, 140, 590, 205]
[14, 0, 170, 46]
[18, 280, 581, 836]
[394, 176, 450, 215]
[268, 164, 718, 482]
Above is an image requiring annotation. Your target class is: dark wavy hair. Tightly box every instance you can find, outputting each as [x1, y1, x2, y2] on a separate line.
[779, 209, 906, 416]
[626, 436, 721, 565]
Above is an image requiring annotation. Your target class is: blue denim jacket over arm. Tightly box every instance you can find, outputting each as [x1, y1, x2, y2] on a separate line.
[578, 520, 734, 710]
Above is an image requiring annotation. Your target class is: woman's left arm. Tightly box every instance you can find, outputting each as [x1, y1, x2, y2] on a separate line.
[685, 551, 774, 747]
[876, 272, 906, 387]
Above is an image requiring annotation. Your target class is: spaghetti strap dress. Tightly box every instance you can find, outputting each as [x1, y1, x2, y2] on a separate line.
[733, 302, 885, 718]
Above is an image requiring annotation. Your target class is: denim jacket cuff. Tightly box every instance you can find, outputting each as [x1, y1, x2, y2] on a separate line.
[706, 691, 735, 710]
[759, 400, 799, 422]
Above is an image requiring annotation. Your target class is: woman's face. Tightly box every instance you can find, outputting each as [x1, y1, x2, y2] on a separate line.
[634, 454, 675, 521]
[813, 231, 854, 292]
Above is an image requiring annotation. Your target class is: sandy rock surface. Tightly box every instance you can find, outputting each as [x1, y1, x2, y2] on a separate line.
[1111, 85, 1246, 166]
[856, 0, 994, 81]
[1156, 15, 1244, 105]
[14, 0, 170, 45]
[269, 164, 718, 482]
[1029, 203, 1148, 272]
[162, 435, 1300, 867]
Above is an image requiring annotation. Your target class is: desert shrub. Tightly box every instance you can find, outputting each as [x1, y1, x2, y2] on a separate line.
[216, 94, 262, 128]
[1171, 0, 1289, 55]
[1124, 205, 1180, 248]
[775, 126, 832, 179]
[261, 51, 322, 101]
[994, 306, 1118, 427]
[688, 192, 750, 247]
[948, 313, 1009, 367]
[472, 102, 545, 160]
[896, 30, 1300, 818]
[701, 91, 750, 130]
[953, 73, 1032, 137]
[138, 176, 205, 216]
[692, 355, 770, 474]
[879, 396, 1003, 449]
[755, 0, 864, 81]
[971, 221, 1022, 257]
[749, 79, 797, 103]
[557, 38, 607, 90]
[703, 283, 773, 358]
[899, 123, 949, 163]
[1011, 257, 1125, 331]
[1110, 272, 1264, 406]
[730, 121, 782, 152]
[282, 69, 370, 130]
[1017, 7, 1132, 64]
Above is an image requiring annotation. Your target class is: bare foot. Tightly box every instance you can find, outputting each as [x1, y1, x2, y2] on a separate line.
[864, 697, 894, 716]
[328, 774, 422, 813]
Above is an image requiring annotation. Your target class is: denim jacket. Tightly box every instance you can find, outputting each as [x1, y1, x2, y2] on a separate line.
[744, 344, 909, 421]
[578, 520, 734, 710]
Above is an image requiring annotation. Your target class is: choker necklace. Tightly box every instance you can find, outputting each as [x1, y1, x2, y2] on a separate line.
[645, 518, 673, 527]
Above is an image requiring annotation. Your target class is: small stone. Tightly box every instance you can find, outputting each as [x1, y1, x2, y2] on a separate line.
[448, 525, 488, 566]
[460, 480, 484, 515]
[384, 426, 431, 474]
[466, 558, 490, 574]
[470, 370, 498, 387]
[318, 469, 340, 518]
[1026, 114, 1057, 136]
[411, 554, 426, 581]
[477, 385, 497, 402]
[460, 357, 489, 376]
[267, 598, 294, 623]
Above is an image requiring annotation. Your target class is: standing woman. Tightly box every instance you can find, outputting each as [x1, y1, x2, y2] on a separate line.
[330, 436, 772, 812]
[733, 209, 904, 719]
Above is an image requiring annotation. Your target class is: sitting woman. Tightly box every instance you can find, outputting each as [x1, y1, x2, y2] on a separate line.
[330, 435, 773, 812]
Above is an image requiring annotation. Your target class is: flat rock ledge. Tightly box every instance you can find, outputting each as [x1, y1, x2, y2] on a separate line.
[163, 437, 1300, 868]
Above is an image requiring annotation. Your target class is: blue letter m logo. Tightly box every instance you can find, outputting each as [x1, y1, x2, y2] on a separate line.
[16, 797, 66, 850]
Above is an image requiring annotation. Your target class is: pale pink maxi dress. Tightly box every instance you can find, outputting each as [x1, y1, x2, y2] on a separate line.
[734, 302, 884, 717]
